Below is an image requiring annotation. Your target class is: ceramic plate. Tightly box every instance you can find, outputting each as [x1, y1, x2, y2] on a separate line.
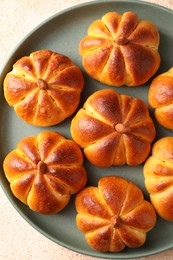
[0, 0, 173, 258]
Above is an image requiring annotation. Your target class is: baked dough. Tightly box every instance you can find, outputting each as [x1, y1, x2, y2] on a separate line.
[148, 67, 173, 130]
[143, 137, 173, 221]
[79, 11, 160, 87]
[4, 50, 84, 126]
[3, 131, 87, 214]
[75, 176, 156, 252]
[70, 89, 156, 167]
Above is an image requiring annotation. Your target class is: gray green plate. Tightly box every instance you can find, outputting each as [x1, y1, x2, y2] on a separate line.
[0, 0, 173, 258]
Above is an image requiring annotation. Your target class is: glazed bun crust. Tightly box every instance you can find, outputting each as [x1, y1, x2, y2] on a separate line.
[79, 11, 160, 87]
[144, 137, 173, 221]
[71, 89, 156, 167]
[75, 176, 156, 252]
[3, 131, 87, 214]
[4, 50, 84, 126]
[148, 67, 173, 130]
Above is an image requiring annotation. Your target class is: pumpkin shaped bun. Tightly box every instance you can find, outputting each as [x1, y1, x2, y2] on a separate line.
[70, 89, 156, 167]
[75, 176, 156, 252]
[148, 67, 173, 130]
[79, 11, 160, 87]
[3, 50, 84, 126]
[144, 137, 173, 221]
[3, 131, 87, 214]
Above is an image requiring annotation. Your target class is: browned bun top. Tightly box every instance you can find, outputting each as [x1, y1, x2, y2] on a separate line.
[144, 136, 173, 221]
[148, 67, 173, 130]
[76, 176, 156, 252]
[79, 11, 160, 87]
[3, 131, 87, 214]
[4, 50, 84, 126]
[71, 89, 156, 167]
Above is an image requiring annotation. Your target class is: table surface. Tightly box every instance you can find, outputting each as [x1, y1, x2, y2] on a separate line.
[0, 0, 173, 259]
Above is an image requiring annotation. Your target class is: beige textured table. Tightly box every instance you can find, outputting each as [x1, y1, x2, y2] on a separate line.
[0, 0, 173, 259]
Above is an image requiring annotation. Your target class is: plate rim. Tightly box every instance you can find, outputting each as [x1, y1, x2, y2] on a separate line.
[0, 0, 173, 259]
[0, 0, 173, 78]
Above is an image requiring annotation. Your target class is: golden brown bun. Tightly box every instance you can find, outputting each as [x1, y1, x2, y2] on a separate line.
[143, 137, 173, 221]
[148, 67, 173, 130]
[4, 50, 84, 126]
[3, 131, 87, 214]
[75, 176, 156, 252]
[79, 11, 160, 87]
[70, 89, 156, 167]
